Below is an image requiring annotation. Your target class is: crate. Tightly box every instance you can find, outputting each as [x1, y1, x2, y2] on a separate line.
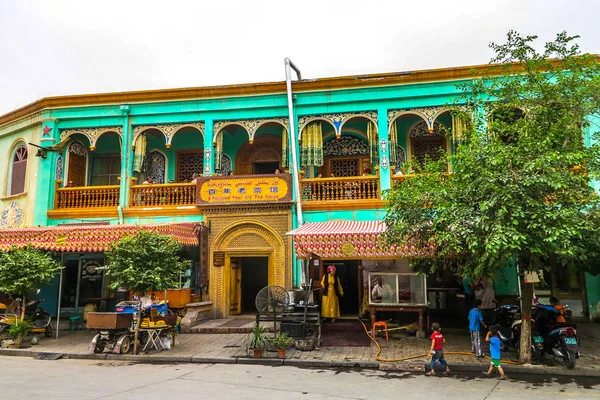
[150, 289, 192, 309]
[86, 312, 133, 330]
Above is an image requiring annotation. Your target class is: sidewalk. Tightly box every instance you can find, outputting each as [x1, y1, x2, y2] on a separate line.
[1, 320, 599, 377]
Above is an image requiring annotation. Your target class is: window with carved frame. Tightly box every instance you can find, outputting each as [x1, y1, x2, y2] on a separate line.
[8, 144, 28, 195]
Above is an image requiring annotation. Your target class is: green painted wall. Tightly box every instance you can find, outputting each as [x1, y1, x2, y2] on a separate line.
[585, 272, 600, 319]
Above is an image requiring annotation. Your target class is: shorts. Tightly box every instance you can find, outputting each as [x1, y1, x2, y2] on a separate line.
[490, 358, 501, 368]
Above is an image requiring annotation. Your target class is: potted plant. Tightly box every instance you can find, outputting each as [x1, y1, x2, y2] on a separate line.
[249, 323, 265, 358]
[8, 320, 32, 348]
[272, 332, 293, 359]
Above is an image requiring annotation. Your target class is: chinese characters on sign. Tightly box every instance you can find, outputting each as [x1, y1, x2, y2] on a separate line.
[196, 174, 292, 206]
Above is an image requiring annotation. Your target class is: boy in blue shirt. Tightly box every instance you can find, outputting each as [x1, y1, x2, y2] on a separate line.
[483, 325, 506, 380]
[468, 299, 487, 357]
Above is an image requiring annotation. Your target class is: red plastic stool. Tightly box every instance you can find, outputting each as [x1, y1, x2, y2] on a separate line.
[372, 321, 389, 341]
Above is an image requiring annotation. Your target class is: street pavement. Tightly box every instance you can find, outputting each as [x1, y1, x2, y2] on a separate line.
[1, 357, 598, 399]
[2, 320, 599, 376]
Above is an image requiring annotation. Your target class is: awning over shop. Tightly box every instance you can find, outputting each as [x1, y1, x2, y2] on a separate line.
[0, 222, 201, 252]
[286, 221, 434, 259]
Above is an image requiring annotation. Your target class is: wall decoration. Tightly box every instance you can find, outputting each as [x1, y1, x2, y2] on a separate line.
[381, 155, 389, 170]
[213, 118, 288, 143]
[298, 112, 378, 139]
[60, 127, 122, 150]
[0, 201, 24, 229]
[68, 141, 88, 156]
[323, 136, 369, 157]
[409, 121, 443, 138]
[144, 151, 166, 183]
[55, 155, 63, 182]
[380, 138, 388, 154]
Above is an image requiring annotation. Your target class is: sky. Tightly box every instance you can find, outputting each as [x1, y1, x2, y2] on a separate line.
[1, 0, 599, 116]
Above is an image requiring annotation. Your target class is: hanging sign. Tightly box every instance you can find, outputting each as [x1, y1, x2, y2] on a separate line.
[213, 251, 225, 267]
[196, 174, 292, 206]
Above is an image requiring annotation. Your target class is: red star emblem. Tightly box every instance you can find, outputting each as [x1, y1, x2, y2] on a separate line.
[43, 125, 53, 136]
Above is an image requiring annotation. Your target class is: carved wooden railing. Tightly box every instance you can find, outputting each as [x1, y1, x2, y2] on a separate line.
[130, 183, 196, 207]
[55, 185, 120, 209]
[301, 176, 380, 201]
[391, 173, 416, 184]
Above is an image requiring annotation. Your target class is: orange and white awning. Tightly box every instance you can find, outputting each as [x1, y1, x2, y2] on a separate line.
[0, 222, 201, 252]
[286, 221, 434, 259]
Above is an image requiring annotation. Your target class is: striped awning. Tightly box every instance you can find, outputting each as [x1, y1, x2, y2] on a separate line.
[286, 221, 434, 259]
[0, 222, 201, 252]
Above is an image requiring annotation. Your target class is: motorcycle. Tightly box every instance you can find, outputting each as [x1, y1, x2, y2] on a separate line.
[26, 299, 53, 338]
[493, 304, 544, 359]
[533, 304, 580, 369]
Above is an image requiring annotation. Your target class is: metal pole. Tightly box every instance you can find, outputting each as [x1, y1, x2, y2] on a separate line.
[75, 258, 82, 314]
[56, 253, 64, 339]
[284, 58, 303, 227]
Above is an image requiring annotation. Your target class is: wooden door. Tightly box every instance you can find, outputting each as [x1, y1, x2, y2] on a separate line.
[229, 258, 242, 315]
[68, 153, 87, 187]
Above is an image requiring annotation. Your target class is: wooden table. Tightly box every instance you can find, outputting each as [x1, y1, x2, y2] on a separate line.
[368, 304, 428, 338]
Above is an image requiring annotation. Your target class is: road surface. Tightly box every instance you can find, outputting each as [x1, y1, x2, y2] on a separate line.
[0, 357, 598, 399]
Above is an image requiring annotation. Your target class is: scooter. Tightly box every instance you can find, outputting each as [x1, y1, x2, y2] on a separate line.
[493, 304, 544, 359]
[26, 299, 53, 338]
[533, 304, 580, 369]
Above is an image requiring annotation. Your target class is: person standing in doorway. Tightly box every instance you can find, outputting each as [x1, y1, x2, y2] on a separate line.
[321, 265, 343, 322]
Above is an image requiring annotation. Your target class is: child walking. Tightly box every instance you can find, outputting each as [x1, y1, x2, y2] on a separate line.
[483, 325, 506, 380]
[468, 299, 487, 357]
[426, 322, 451, 376]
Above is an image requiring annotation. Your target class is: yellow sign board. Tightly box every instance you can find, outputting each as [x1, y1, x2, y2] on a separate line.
[197, 174, 292, 205]
[55, 236, 67, 245]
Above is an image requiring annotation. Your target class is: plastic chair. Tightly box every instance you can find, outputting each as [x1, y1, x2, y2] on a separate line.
[69, 315, 83, 332]
[372, 321, 389, 341]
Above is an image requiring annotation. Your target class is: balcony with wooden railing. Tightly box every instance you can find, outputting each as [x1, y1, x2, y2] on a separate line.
[300, 175, 381, 209]
[48, 183, 121, 219]
[130, 183, 197, 208]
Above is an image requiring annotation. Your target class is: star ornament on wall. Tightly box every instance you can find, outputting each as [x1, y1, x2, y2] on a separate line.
[43, 125, 53, 137]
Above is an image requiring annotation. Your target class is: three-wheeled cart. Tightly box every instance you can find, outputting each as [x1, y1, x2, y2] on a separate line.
[87, 312, 135, 354]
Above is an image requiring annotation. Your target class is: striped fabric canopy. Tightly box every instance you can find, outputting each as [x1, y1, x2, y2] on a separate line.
[287, 221, 434, 259]
[0, 222, 201, 252]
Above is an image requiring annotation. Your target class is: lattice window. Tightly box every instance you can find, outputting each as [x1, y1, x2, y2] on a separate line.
[216, 153, 232, 176]
[331, 159, 359, 177]
[144, 151, 166, 183]
[69, 141, 87, 156]
[90, 155, 121, 186]
[323, 136, 369, 156]
[412, 137, 446, 166]
[177, 150, 203, 182]
[10, 145, 28, 195]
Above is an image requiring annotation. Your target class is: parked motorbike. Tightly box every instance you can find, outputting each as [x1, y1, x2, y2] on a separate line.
[493, 304, 544, 359]
[533, 304, 580, 369]
[26, 299, 53, 338]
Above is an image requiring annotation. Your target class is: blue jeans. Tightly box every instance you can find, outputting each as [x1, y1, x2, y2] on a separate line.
[430, 350, 448, 371]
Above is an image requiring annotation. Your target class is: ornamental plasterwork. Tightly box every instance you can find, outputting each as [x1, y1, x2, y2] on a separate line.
[213, 118, 289, 143]
[59, 127, 122, 150]
[409, 121, 444, 138]
[298, 111, 378, 139]
[323, 136, 369, 157]
[388, 107, 449, 132]
[133, 122, 205, 148]
[0, 201, 24, 229]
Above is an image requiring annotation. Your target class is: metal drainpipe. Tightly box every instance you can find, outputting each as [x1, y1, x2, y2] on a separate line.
[284, 58, 303, 227]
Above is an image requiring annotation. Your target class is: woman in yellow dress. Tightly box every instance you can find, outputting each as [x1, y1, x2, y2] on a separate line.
[321, 265, 344, 322]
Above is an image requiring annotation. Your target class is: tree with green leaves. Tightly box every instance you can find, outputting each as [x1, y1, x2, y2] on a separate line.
[102, 230, 190, 354]
[0, 245, 62, 322]
[384, 31, 600, 364]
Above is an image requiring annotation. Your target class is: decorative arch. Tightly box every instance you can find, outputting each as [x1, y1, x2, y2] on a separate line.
[132, 122, 204, 149]
[210, 220, 288, 317]
[213, 118, 288, 144]
[388, 107, 447, 134]
[5, 140, 28, 196]
[234, 134, 282, 175]
[59, 127, 122, 151]
[298, 111, 378, 140]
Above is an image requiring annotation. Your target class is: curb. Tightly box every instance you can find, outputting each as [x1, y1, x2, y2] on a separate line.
[1, 349, 598, 377]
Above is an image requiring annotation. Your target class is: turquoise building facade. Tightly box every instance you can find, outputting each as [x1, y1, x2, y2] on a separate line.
[0, 62, 598, 321]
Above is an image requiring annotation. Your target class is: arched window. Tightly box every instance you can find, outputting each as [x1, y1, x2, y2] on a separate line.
[9, 145, 28, 195]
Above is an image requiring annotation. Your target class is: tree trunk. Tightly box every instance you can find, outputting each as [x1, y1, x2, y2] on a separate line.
[20, 293, 26, 323]
[519, 281, 534, 364]
[133, 301, 142, 355]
